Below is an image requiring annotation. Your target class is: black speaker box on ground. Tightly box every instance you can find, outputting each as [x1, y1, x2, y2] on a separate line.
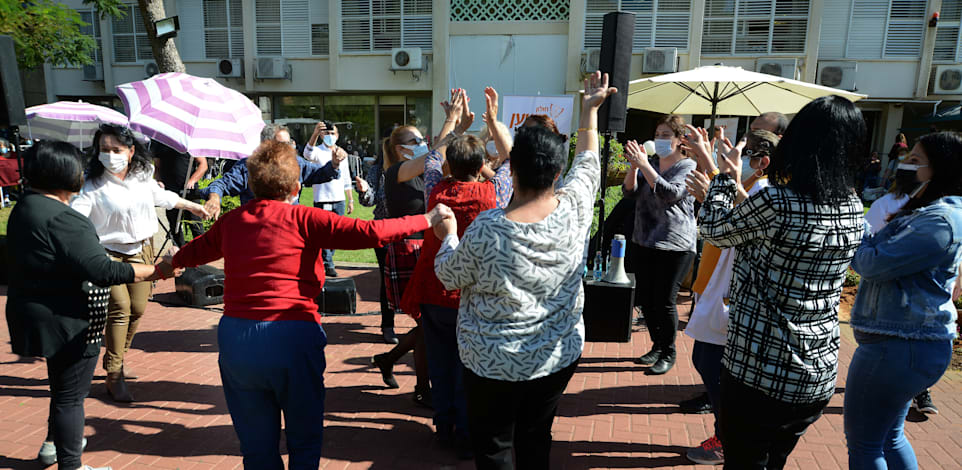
[583, 273, 636, 342]
[176, 265, 225, 306]
[597, 12, 635, 134]
[0, 36, 26, 127]
[316, 277, 357, 314]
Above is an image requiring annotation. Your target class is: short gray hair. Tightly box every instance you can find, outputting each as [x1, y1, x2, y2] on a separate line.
[260, 123, 291, 142]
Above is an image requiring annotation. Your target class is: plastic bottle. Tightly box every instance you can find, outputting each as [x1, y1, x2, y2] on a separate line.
[593, 251, 604, 281]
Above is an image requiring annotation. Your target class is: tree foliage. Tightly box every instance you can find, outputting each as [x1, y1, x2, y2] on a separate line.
[0, 0, 125, 69]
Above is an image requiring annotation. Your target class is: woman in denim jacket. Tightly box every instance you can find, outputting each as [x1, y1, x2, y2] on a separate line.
[846, 131, 962, 470]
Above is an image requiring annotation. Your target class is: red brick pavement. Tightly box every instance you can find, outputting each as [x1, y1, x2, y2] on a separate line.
[1, 264, 960, 469]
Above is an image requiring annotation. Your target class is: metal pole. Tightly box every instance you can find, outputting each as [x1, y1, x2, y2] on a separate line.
[597, 131, 612, 272]
[709, 82, 719, 148]
[12, 126, 22, 198]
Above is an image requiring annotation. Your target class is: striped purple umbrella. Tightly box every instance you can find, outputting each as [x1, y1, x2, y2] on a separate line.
[116, 72, 264, 160]
[25, 101, 129, 149]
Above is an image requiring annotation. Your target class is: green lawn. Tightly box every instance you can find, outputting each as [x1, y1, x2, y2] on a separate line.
[298, 188, 378, 265]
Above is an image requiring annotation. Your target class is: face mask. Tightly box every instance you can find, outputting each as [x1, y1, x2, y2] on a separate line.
[98, 151, 129, 174]
[401, 142, 430, 160]
[485, 140, 499, 157]
[322, 134, 337, 148]
[654, 138, 673, 156]
[896, 163, 927, 171]
[897, 154, 907, 161]
[0, 148, 7, 155]
[741, 157, 754, 179]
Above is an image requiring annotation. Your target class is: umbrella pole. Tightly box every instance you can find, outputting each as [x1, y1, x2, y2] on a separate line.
[171, 153, 194, 245]
[12, 126, 22, 199]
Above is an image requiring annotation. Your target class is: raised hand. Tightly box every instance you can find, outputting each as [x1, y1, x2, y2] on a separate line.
[624, 140, 649, 169]
[456, 89, 475, 133]
[440, 88, 462, 122]
[685, 169, 711, 203]
[332, 147, 348, 166]
[718, 137, 747, 182]
[483, 87, 499, 125]
[583, 71, 617, 110]
[682, 124, 716, 173]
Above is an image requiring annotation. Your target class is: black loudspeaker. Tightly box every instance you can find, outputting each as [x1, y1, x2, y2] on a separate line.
[583, 273, 636, 342]
[176, 265, 225, 306]
[597, 12, 635, 134]
[0, 36, 26, 127]
[315, 277, 357, 314]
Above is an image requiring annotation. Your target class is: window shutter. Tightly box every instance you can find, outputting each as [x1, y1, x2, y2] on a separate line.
[847, 0, 888, 59]
[203, 0, 229, 58]
[402, 0, 431, 50]
[256, 0, 282, 55]
[937, 0, 962, 62]
[771, 17, 807, 53]
[178, 0, 204, 60]
[230, 0, 245, 57]
[583, 0, 611, 49]
[884, 0, 926, 57]
[702, 20, 734, 54]
[818, 0, 851, 59]
[654, 12, 691, 49]
[282, 0, 310, 56]
[342, 0, 371, 51]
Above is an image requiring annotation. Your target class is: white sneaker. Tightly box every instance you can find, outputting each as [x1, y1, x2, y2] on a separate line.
[37, 438, 87, 466]
[82, 466, 112, 470]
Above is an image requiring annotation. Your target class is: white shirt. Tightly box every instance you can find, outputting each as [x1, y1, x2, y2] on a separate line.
[685, 178, 769, 346]
[864, 192, 909, 235]
[305, 144, 351, 203]
[435, 150, 599, 381]
[71, 165, 180, 255]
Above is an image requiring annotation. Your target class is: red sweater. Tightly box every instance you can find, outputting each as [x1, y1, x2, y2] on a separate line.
[401, 179, 496, 316]
[172, 199, 429, 323]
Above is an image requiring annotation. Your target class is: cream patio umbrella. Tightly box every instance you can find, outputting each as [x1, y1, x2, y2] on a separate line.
[626, 65, 868, 131]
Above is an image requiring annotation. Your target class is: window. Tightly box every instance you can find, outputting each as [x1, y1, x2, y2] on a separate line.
[112, 4, 152, 63]
[203, 0, 244, 59]
[584, 0, 692, 51]
[843, 0, 926, 59]
[935, 0, 962, 62]
[450, 0, 570, 21]
[341, 0, 432, 53]
[702, 0, 810, 55]
[255, 0, 329, 57]
[78, 10, 103, 64]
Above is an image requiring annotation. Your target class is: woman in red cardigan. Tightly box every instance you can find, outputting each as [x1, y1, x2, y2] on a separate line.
[171, 140, 453, 470]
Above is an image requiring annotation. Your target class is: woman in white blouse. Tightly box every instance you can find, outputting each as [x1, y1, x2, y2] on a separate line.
[433, 72, 616, 469]
[72, 124, 209, 402]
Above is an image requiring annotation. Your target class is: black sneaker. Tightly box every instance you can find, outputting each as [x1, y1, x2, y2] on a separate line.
[680, 393, 713, 414]
[634, 347, 662, 365]
[325, 266, 338, 277]
[413, 386, 432, 409]
[371, 354, 399, 388]
[913, 390, 938, 415]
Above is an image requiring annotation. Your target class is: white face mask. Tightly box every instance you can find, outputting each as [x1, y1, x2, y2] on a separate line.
[485, 140, 499, 157]
[896, 163, 927, 172]
[400, 142, 430, 160]
[322, 134, 337, 148]
[741, 157, 754, 179]
[98, 151, 129, 174]
[654, 138, 673, 156]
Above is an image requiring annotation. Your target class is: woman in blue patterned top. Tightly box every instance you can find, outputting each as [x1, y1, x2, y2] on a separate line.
[434, 71, 616, 469]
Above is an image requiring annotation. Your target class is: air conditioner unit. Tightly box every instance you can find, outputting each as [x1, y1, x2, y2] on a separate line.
[82, 63, 104, 81]
[581, 48, 601, 75]
[256, 57, 290, 79]
[216, 58, 243, 78]
[933, 64, 962, 94]
[756, 58, 798, 80]
[817, 61, 857, 91]
[390, 48, 423, 71]
[144, 60, 160, 79]
[643, 47, 678, 74]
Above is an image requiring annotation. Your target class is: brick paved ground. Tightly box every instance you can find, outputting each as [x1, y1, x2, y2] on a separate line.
[1, 264, 960, 469]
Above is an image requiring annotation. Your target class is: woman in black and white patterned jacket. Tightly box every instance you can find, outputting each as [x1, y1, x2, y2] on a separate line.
[433, 71, 616, 469]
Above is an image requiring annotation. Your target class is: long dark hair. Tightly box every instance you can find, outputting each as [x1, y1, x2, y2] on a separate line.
[769, 95, 868, 204]
[87, 124, 152, 180]
[892, 132, 962, 219]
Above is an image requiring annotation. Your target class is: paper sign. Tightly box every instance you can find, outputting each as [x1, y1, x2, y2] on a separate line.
[501, 95, 575, 137]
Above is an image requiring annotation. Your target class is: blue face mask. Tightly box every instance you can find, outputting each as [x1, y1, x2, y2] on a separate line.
[654, 138, 673, 156]
[401, 142, 430, 159]
[322, 134, 337, 148]
[0, 148, 7, 155]
[741, 157, 754, 179]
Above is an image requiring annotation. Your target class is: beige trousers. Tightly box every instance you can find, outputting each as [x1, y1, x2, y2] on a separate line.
[102, 243, 154, 374]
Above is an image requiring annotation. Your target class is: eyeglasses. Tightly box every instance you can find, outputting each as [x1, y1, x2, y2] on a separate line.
[405, 136, 426, 145]
[742, 148, 769, 159]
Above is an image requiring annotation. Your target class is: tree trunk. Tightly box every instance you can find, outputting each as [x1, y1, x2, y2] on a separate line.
[136, 0, 186, 73]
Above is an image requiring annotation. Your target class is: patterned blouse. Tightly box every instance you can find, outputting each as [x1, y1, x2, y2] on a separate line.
[359, 159, 389, 220]
[699, 174, 863, 404]
[435, 150, 600, 381]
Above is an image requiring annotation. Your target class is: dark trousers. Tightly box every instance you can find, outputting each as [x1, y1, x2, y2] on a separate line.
[691, 340, 724, 437]
[718, 370, 828, 470]
[382, 318, 429, 390]
[464, 358, 580, 470]
[421, 303, 468, 439]
[374, 246, 394, 329]
[46, 350, 97, 470]
[631, 245, 694, 351]
[218, 316, 328, 470]
[165, 208, 206, 247]
[314, 201, 346, 270]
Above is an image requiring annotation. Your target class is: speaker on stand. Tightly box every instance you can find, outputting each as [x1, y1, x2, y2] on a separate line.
[583, 12, 637, 343]
[0, 35, 26, 200]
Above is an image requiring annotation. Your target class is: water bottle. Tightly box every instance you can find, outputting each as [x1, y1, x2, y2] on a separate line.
[593, 251, 604, 281]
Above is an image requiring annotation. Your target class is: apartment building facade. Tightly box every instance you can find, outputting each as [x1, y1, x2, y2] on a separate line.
[42, 0, 962, 157]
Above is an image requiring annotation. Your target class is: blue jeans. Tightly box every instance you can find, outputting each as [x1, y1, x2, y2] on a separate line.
[421, 303, 469, 439]
[314, 200, 345, 269]
[844, 336, 952, 470]
[218, 316, 328, 470]
[692, 340, 724, 438]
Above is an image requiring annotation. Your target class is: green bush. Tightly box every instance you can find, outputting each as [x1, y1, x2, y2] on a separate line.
[844, 267, 861, 287]
[188, 176, 241, 238]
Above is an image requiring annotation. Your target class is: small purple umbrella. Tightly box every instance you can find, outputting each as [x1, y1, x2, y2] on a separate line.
[25, 101, 129, 148]
[116, 72, 264, 160]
